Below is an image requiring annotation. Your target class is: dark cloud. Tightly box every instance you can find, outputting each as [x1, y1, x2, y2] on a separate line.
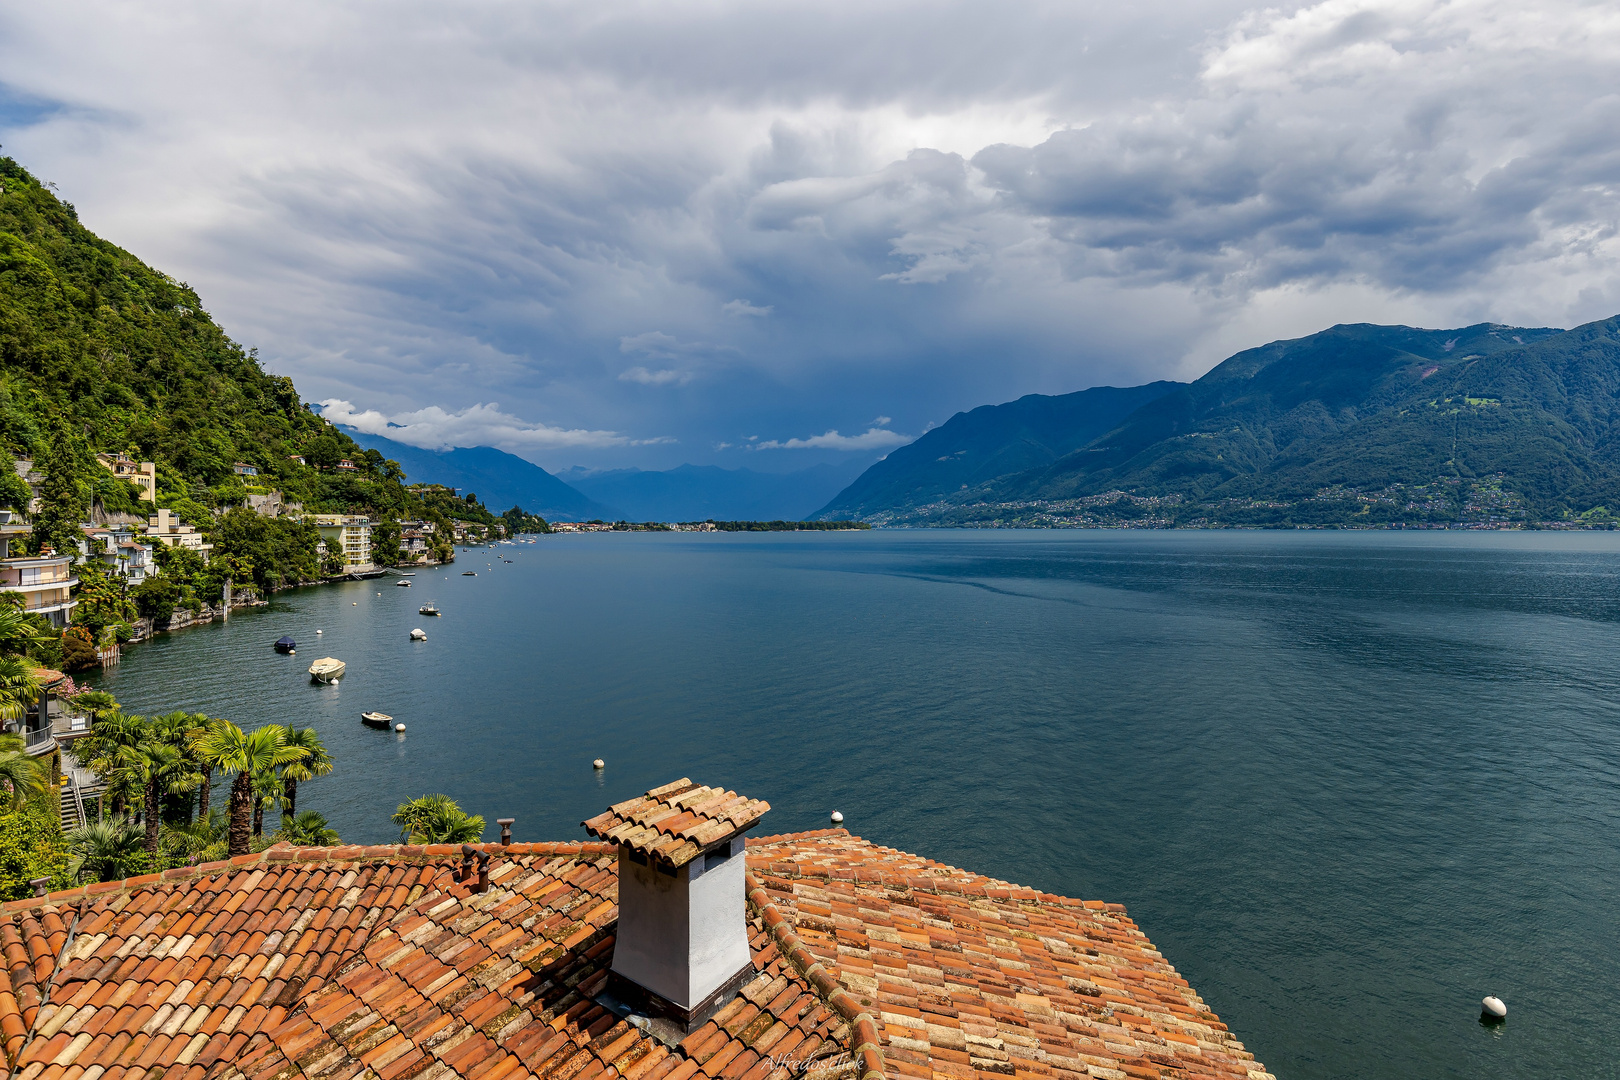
[1, 0, 1616, 467]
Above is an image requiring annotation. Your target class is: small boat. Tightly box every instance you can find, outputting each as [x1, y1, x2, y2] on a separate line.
[274, 635, 297, 654]
[361, 711, 393, 728]
[395, 579, 412, 587]
[308, 657, 346, 684]
[399, 572, 416, 577]
[410, 628, 427, 641]
[420, 604, 440, 616]
[462, 571, 477, 576]
[504, 559, 513, 563]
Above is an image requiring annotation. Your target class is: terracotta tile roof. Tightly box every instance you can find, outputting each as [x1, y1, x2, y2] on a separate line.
[0, 830, 1271, 1080]
[745, 832, 1274, 1080]
[582, 779, 770, 867]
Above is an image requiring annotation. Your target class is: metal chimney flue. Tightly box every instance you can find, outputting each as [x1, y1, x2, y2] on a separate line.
[497, 818, 514, 845]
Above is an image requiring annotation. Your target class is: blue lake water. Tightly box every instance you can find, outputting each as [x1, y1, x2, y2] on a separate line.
[89, 530, 1620, 1080]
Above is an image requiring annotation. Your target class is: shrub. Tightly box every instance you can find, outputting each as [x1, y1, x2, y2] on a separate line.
[132, 575, 180, 621]
[0, 802, 73, 900]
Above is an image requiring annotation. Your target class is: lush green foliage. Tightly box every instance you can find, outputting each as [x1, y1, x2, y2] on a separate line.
[274, 810, 340, 846]
[856, 319, 1620, 527]
[501, 507, 550, 534]
[0, 157, 512, 587]
[0, 801, 73, 900]
[392, 793, 485, 844]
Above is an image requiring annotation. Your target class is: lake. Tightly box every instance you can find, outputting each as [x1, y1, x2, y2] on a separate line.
[89, 530, 1620, 1080]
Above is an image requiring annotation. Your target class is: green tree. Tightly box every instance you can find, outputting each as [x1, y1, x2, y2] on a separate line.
[191, 721, 308, 855]
[161, 807, 227, 865]
[371, 519, 402, 566]
[75, 709, 149, 817]
[71, 559, 135, 641]
[278, 726, 333, 817]
[274, 809, 340, 846]
[0, 448, 31, 513]
[0, 657, 40, 724]
[0, 802, 72, 899]
[66, 817, 145, 884]
[391, 794, 485, 844]
[0, 605, 51, 656]
[0, 732, 48, 810]
[28, 429, 88, 560]
[131, 575, 180, 621]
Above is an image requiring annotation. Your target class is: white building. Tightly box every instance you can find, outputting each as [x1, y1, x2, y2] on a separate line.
[94, 453, 157, 503]
[142, 508, 213, 558]
[0, 555, 78, 628]
[307, 514, 372, 570]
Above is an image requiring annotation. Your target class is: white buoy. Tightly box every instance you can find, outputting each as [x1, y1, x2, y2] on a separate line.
[593, 759, 605, 769]
[353, 602, 357, 606]
[316, 629, 323, 634]
[1482, 996, 1506, 1019]
[830, 811, 844, 824]
[395, 723, 406, 732]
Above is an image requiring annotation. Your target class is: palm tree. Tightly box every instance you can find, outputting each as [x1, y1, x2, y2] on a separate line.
[392, 794, 485, 844]
[278, 726, 333, 816]
[250, 766, 284, 837]
[68, 689, 119, 722]
[192, 722, 309, 856]
[274, 810, 341, 846]
[0, 606, 50, 657]
[0, 656, 41, 724]
[0, 732, 47, 810]
[161, 808, 227, 865]
[76, 710, 148, 817]
[121, 740, 203, 858]
[66, 817, 145, 883]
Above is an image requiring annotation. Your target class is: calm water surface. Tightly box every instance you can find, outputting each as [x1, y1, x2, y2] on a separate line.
[90, 531, 1620, 1080]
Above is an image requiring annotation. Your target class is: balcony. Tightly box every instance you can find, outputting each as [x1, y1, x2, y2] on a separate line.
[22, 724, 54, 756]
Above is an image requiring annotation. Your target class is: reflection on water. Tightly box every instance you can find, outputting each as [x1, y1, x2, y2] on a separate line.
[92, 531, 1620, 1080]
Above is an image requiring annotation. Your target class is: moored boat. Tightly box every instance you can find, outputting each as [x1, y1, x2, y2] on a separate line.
[419, 603, 440, 616]
[361, 711, 392, 728]
[274, 635, 296, 653]
[395, 579, 412, 587]
[462, 571, 477, 576]
[308, 657, 346, 683]
[410, 628, 427, 640]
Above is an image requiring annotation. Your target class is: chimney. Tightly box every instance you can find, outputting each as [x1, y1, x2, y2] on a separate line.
[583, 778, 769, 1035]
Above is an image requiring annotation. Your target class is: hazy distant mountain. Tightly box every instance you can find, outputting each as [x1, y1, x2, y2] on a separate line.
[559, 463, 863, 521]
[812, 382, 1185, 521]
[340, 429, 616, 521]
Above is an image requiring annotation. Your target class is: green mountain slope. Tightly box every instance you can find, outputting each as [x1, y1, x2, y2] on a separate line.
[853, 318, 1620, 527]
[813, 382, 1184, 521]
[0, 157, 411, 518]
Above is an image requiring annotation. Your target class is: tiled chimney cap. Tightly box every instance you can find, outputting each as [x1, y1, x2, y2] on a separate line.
[582, 777, 768, 866]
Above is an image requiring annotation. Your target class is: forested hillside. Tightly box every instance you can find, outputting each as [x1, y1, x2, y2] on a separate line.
[813, 382, 1183, 521]
[0, 158, 503, 596]
[828, 319, 1620, 527]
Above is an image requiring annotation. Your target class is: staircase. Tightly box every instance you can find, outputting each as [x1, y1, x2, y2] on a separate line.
[59, 785, 83, 832]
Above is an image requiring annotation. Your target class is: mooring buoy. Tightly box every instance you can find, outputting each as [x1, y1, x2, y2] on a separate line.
[395, 723, 406, 732]
[1482, 996, 1506, 1020]
[831, 811, 844, 824]
[593, 759, 605, 769]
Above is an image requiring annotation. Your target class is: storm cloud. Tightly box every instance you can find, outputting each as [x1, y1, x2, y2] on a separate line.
[2, 0, 1616, 469]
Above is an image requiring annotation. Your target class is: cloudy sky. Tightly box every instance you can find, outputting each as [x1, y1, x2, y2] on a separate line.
[3, 0, 1618, 471]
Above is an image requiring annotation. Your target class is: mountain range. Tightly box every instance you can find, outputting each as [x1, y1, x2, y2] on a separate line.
[815, 319, 1620, 527]
[558, 463, 861, 522]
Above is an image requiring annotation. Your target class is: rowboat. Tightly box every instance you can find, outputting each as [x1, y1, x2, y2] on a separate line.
[308, 657, 346, 683]
[274, 635, 296, 654]
[361, 711, 392, 728]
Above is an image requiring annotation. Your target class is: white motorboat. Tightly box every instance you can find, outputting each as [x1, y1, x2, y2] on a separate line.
[395, 579, 412, 587]
[410, 628, 427, 641]
[308, 657, 346, 683]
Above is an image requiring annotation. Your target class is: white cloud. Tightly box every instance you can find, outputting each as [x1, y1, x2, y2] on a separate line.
[318, 399, 629, 451]
[870, 416, 892, 426]
[619, 366, 693, 386]
[752, 427, 911, 451]
[722, 299, 773, 317]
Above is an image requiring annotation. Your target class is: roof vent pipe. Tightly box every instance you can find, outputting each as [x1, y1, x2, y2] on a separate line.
[476, 851, 492, 893]
[497, 818, 514, 845]
[583, 778, 770, 1035]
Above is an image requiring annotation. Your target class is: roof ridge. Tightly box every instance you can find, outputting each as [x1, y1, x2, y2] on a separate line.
[752, 860, 1126, 912]
[1, 840, 617, 915]
[745, 869, 885, 1080]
